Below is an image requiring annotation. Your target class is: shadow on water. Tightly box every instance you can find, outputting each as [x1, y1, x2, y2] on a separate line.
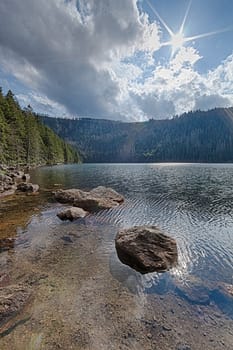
[110, 251, 233, 319]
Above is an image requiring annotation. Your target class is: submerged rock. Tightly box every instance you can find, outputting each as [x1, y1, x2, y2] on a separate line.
[0, 238, 15, 252]
[16, 182, 39, 193]
[57, 207, 88, 221]
[174, 276, 210, 305]
[115, 226, 178, 274]
[0, 284, 31, 327]
[54, 186, 124, 211]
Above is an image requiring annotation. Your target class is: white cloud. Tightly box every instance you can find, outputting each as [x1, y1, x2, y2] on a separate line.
[0, 0, 232, 120]
[128, 48, 233, 119]
[17, 93, 69, 116]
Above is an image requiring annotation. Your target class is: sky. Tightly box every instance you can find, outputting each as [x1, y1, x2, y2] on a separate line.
[0, 0, 232, 121]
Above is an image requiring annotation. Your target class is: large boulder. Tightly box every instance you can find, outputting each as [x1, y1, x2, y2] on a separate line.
[54, 186, 124, 211]
[17, 182, 39, 193]
[57, 207, 88, 221]
[115, 226, 178, 274]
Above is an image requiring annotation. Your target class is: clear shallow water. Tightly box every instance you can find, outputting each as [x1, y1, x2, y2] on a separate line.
[1, 163, 233, 349]
[30, 164, 233, 304]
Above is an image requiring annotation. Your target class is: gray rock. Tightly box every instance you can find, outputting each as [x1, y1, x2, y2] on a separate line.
[22, 173, 30, 181]
[57, 207, 88, 221]
[90, 186, 124, 204]
[55, 186, 124, 211]
[115, 226, 178, 274]
[17, 182, 39, 193]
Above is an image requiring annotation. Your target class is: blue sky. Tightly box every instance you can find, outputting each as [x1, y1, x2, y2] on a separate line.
[0, 0, 232, 121]
[143, 0, 233, 72]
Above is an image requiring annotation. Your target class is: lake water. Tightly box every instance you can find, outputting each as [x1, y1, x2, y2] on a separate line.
[1, 163, 233, 349]
[31, 163, 233, 285]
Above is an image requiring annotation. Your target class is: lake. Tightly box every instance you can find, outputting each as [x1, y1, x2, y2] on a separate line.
[0, 163, 233, 349]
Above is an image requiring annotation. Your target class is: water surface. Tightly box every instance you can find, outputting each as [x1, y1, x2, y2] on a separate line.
[31, 163, 233, 286]
[0, 163, 232, 349]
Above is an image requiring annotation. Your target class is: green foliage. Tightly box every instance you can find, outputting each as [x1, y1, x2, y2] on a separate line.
[40, 107, 233, 163]
[0, 88, 80, 166]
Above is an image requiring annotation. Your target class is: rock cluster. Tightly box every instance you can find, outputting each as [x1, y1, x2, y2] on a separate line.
[55, 186, 124, 221]
[115, 226, 178, 274]
[55, 186, 124, 211]
[0, 164, 39, 196]
[55, 188, 178, 275]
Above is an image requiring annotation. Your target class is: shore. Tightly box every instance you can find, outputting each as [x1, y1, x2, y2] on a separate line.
[0, 191, 232, 349]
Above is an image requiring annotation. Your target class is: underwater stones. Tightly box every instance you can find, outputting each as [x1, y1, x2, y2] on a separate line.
[0, 284, 31, 327]
[55, 186, 124, 211]
[57, 207, 88, 221]
[174, 277, 211, 305]
[0, 238, 15, 252]
[115, 226, 178, 274]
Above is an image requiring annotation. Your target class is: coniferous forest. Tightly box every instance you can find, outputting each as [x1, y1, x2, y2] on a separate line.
[0, 88, 80, 166]
[40, 107, 233, 163]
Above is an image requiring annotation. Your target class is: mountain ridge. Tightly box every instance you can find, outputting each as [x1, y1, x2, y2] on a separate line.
[39, 107, 233, 163]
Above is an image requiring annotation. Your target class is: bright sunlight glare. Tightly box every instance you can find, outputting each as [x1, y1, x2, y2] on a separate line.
[170, 32, 185, 51]
[146, 0, 232, 57]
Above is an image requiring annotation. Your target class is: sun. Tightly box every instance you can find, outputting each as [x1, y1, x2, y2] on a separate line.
[170, 32, 185, 52]
[146, 0, 231, 57]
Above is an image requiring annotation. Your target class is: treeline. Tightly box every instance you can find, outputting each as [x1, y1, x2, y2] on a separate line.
[40, 107, 233, 163]
[0, 88, 80, 166]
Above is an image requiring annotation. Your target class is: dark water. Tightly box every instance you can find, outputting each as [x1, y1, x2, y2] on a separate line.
[30, 163, 233, 313]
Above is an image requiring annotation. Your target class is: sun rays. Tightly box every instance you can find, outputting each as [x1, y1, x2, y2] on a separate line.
[146, 0, 232, 57]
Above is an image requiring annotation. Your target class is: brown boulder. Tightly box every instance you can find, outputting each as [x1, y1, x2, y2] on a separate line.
[115, 226, 178, 274]
[55, 186, 124, 211]
[57, 207, 88, 221]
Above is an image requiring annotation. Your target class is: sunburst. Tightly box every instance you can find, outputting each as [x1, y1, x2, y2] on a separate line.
[146, 0, 231, 57]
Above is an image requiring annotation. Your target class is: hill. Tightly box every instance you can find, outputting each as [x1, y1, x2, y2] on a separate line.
[40, 107, 233, 163]
[0, 89, 80, 166]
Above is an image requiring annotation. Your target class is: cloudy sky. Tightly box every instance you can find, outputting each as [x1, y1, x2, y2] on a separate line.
[0, 0, 232, 121]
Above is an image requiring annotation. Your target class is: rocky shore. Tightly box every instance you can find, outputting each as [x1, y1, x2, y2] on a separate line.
[0, 164, 39, 197]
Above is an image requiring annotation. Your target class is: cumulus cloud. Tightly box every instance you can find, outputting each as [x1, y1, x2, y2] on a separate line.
[129, 48, 233, 119]
[0, 0, 159, 120]
[0, 0, 232, 120]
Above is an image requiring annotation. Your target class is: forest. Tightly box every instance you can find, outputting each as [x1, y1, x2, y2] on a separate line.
[0, 88, 80, 166]
[40, 107, 233, 163]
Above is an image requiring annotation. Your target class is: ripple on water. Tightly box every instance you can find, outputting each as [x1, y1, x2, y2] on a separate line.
[29, 163, 233, 314]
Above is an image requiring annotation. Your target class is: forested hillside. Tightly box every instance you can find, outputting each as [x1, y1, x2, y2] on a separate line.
[0, 88, 80, 165]
[40, 107, 233, 163]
